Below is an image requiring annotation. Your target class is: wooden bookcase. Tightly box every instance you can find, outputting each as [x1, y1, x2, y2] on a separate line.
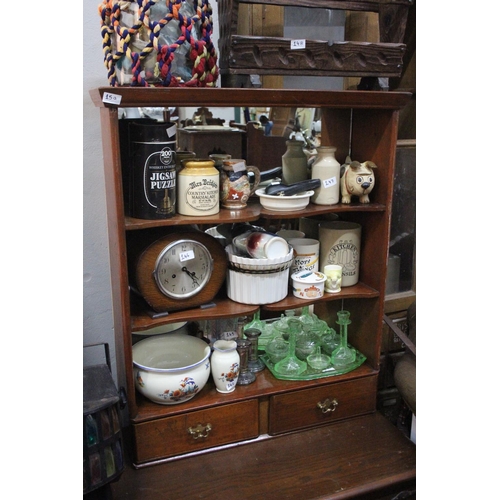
[90, 87, 414, 478]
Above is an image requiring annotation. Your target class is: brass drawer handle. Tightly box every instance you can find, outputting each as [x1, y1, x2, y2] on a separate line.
[188, 423, 212, 439]
[317, 398, 338, 414]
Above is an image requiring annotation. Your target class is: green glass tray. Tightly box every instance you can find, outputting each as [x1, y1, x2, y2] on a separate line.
[260, 348, 366, 381]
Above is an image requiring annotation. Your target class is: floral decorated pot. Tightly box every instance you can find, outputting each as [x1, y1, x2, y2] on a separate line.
[133, 333, 211, 405]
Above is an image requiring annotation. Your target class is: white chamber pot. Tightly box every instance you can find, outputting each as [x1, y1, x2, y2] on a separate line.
[132, 333, 211, 405]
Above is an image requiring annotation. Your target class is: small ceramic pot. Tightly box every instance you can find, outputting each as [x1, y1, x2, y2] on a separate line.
[291, 271, 327, 299]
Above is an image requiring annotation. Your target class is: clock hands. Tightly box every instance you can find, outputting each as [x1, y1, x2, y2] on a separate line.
[182, 266, 200, 286]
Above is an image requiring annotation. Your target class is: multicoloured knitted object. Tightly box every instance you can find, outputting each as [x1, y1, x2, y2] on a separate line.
[98, 0, 219, 87]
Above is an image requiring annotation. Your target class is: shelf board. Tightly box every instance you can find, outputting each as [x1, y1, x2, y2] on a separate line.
[91, 87, 411, 110]
[124, 201, 386, 230]
[263, 282, 379, 312]
[259, 201, 386, 220]
[131, 298, 260, 332]
[130, 282, 378, 331]
[130, 363, 377, 423]
[125, 204, 262, 230]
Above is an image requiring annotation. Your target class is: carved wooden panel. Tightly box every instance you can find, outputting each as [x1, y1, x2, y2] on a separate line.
[228, 35, 405, 77]
[217, 0, 411, 80]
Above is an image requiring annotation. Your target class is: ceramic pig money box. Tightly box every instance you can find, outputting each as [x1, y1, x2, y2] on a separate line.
[340, 156, 377, 204]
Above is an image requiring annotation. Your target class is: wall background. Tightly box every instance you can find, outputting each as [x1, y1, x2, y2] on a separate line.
[83, 0, 118, 379]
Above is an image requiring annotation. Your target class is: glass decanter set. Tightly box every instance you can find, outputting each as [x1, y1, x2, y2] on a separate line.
[211, 306, 363, 386]
[260, 306, 360, 378]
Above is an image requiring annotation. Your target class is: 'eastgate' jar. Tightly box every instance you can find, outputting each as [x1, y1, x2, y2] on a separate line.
[177, 159, 220, 216]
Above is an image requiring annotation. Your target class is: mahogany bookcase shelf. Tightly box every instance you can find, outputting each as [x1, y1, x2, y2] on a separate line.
[91, 86, 415, 493]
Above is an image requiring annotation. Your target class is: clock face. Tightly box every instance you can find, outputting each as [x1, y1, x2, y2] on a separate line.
[153, 239, 214, 299]
[135, 231, 227, 313]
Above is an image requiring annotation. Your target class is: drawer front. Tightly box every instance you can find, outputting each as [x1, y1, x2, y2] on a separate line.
[268, 376, 377, 435]
[133, 400, 259, 464]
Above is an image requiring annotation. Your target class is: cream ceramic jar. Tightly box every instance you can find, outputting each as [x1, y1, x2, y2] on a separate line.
[177, 159, 220, 216]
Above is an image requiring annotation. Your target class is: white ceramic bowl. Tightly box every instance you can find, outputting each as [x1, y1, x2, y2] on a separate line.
[291, 271, 327, 299]
[133, 333, 211, 405]
[256, 188, 314, 211]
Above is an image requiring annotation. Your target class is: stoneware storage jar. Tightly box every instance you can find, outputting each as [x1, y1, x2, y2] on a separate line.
[177, 159, 220, 216]
[310, 146, 341, 205]
[319, 221, 361, 286]
[282, 139, 308, 185]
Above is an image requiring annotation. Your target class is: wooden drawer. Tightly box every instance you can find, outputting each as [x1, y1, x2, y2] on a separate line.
[133, 400, 259, 464]
[268, 376, 377, 435]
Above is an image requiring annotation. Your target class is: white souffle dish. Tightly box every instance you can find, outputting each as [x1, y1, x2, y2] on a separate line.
[225, 244, 293, 304]
[132, 333, 211, 405]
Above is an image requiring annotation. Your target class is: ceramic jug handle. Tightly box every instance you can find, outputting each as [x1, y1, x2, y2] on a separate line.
[247, 166, 261, 196]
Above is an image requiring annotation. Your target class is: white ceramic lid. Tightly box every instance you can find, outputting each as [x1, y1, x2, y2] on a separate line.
[291, 271, 327, 284]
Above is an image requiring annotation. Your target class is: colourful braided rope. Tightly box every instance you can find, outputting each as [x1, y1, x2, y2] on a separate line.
[98, 0, 219, 87]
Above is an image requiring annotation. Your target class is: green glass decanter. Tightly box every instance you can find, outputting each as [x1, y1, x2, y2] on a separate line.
[274, 318, 307, 376]
[331, 310, 356, 368]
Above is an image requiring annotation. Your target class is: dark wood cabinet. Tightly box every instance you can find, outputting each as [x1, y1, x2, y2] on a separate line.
[90, 87, 415, 489]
